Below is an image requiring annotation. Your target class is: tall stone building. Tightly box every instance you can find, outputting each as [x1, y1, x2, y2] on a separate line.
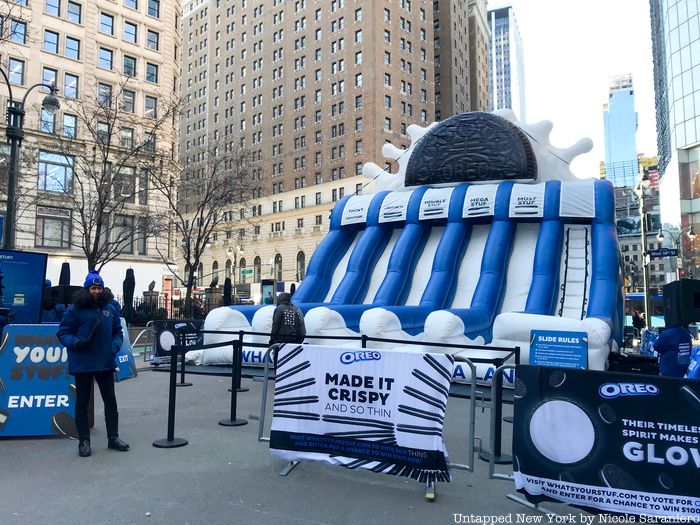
[433, 0, 489, 120]
[180, 0, 440, 300]
[0, 0, 181, 293]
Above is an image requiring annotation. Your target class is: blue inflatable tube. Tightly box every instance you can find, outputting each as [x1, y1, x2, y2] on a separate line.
[586, 181, 619, 322]
[293, 196, 357, 304]
[524, 181, 563, 315]
[443, 182, 516, 339]
[330, 191, 392, 304]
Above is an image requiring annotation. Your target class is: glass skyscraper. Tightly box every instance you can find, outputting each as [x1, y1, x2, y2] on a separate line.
[603, 74, 639, 188]
[487, 5, 526, 122]
[650, 0, 700, 274]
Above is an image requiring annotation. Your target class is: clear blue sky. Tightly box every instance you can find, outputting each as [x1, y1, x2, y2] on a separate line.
[494, 0, 657, 179]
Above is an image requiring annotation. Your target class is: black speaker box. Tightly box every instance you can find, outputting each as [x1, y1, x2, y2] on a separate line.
[663, 278, 700, 326]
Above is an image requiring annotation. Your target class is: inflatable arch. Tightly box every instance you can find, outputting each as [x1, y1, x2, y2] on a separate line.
[197, 111, 623, 383]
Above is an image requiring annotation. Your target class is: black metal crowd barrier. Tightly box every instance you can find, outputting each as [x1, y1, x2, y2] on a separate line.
[152, 325, 519, 474]
[152, 337, 242, 448]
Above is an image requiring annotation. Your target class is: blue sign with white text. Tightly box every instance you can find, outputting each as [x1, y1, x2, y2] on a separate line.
[529, 330, 588, 369]
[0, 324, 76, 437]
[114, 318, 137, 382]
[0, 249, 48, 326]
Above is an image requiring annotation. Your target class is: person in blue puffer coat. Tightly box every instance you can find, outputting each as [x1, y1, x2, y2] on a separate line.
[57, 270, 129, 457]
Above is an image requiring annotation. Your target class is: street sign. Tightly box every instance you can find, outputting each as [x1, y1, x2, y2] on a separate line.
[241, 269, 254, 274]
[648, 247, 678, 258]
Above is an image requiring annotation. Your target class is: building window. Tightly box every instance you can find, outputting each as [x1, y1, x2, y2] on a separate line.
[123, 55, 137, 76]
[65, 37, 80, 59]
[148, 0, 160, 18]
[8, 58, 24, 85]
[123, 21, 138, 43]
[100, 13, 114, 35]
[35, 206, 71, 248]
[145, 96, 157, 118]
[42, 67, 57, 91]
[146, 62, 159, 83]
[119, 128, 133, 149]
[96, 122, 110, 144]
[43, 30, 59, 53]
[10, 21, 27, 44]
[114, 215, 135, 254]
[253, 256, 261, 283]
[63, 114, 77, 138]
[147, 30, 160, 50]
[45, 0, 61, 17]
[98, 82, 113, 107]
[274, 254, 283, 281]
[122, 90, 135, 112]
[296, 251, 305, 280]
[40, 109, 55, 133]
[99, 47, 114, 69]
[38, 151, 73, 192]
[114, 167, 136, 203]
[64, 73, 79, 98]
[67, 1, 82, 23]
[125, 0, 137, 9]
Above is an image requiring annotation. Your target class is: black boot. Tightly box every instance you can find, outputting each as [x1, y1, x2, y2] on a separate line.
[78, 439, 91, 457]
[108, 436, 129, 451]
[105, 412, 129, 451]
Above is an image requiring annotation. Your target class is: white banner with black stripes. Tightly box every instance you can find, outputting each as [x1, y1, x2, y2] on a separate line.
[269, 345, 453, 483]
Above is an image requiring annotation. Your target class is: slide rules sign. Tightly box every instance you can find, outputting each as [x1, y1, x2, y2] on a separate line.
[513, 365, 700, 519]
[269, 344, 453, 483]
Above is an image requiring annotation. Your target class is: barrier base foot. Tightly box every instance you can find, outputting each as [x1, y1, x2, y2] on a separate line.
[279, 460, 299, 476]
[503, 415, 513, 423]
[152, 437, 188, 448]
[425, 481, 436, 501]
[176, 382, 193, 387]
[249, 414, 261, 421]
[479, 451, 512, 464]
[218, 418, 248, 427]
[228, 387, 250, 393]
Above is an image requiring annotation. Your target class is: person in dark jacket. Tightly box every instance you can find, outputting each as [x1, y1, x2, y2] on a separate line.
[654, 324, 692, 377]
[57, 271, 129, 457]
[632, 309, 646, 332]
[269, 292, 306, 345]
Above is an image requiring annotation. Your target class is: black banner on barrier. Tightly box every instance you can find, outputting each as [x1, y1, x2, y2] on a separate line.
[513, 365, 700, 518]
[153, 320, 203, 360]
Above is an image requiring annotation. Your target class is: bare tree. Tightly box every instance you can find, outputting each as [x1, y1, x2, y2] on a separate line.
[35, 75, 179, 271]
[151, 143, 257, 317]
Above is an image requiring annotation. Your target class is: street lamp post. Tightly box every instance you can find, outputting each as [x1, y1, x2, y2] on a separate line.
[226, 245, 243, 303]
[657, 226, 696, 280]
[636, 175, 652, 324]
[0, 68, 61, 250]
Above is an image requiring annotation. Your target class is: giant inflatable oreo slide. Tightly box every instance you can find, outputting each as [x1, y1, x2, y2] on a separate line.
[193, 110, 623, 385]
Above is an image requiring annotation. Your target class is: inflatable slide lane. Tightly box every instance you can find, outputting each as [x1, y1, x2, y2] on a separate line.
[200, 110, 623, 383]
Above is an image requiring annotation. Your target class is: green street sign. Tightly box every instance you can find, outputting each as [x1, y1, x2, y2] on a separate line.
[241, 269, 254, 274]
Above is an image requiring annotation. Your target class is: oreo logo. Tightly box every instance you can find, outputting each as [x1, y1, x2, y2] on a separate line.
[599, 383, 659, 399]
[340, 351, 381, 365]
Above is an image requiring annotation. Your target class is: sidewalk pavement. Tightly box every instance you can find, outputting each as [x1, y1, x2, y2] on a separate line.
[1, 369, 575, 525]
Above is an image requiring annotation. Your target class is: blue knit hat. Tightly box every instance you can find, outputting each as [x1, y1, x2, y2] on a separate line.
[83, 270, 104, 289]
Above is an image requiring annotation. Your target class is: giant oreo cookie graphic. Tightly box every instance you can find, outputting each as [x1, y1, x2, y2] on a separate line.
[0, 408, 8, 427]
[404, 112, 537, 186]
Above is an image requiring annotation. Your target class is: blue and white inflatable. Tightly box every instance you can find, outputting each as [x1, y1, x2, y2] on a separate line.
[198, 111, 623, 383]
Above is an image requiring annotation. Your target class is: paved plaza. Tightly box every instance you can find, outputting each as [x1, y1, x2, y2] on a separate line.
[2, 367, 582, 525]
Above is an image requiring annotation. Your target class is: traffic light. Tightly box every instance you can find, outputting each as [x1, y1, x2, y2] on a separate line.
[680, 269, 687, 278]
